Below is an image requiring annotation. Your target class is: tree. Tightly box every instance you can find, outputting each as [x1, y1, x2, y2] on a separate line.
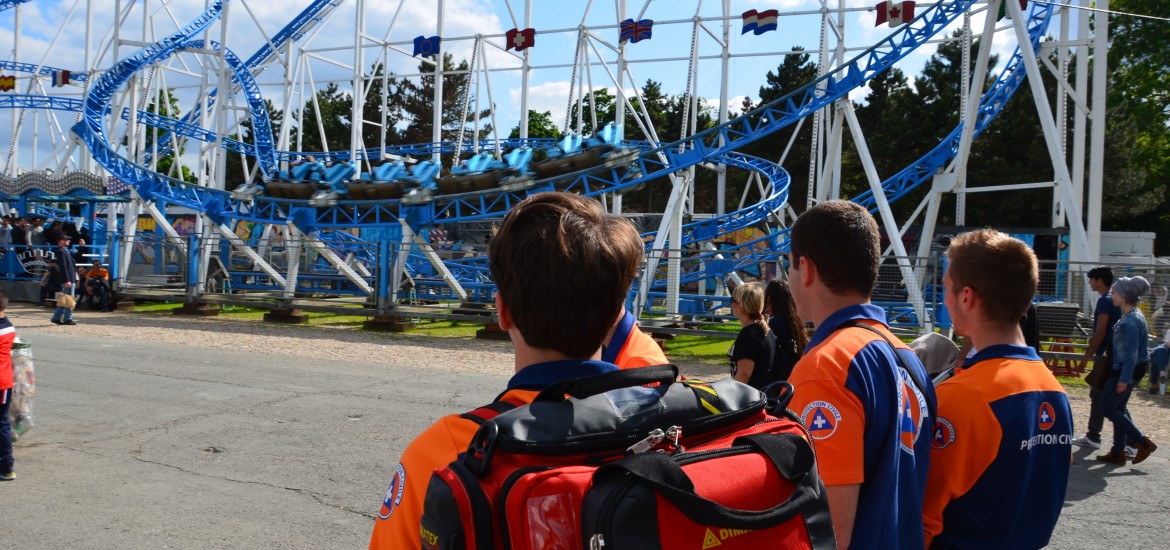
[509, 110, 559, 139]
[139, 89, 196, 183]
[567, 88, 617, 134]
[395, 53, 492, 151]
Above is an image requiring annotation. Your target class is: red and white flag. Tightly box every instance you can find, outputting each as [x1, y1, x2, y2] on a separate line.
[505, 28, 536, 52]
[875, 1, 915, 27]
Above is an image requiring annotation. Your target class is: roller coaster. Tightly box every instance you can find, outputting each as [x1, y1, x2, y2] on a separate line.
[0, 0, 1109, 329]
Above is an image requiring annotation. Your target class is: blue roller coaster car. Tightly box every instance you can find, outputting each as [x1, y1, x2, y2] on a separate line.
[530, 122, 637, 182]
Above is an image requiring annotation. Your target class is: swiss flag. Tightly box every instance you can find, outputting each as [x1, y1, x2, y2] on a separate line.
[875, 1, 915, 27]
[505, 28, 536, 52]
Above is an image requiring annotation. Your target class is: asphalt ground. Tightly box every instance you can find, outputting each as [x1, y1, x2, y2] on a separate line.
[2, 324, 1168, 548]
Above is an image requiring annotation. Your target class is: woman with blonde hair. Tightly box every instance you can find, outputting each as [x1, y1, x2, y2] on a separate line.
[727, 282, 777, 389]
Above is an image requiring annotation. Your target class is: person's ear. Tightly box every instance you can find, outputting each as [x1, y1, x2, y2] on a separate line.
[495, 293, 514, 330]
[797, 256, 817, 288]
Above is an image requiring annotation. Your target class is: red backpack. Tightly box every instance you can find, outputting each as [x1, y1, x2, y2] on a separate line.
[420, 365, 836, 549]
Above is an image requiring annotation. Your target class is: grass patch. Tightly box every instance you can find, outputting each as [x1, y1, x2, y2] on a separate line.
[662, 334, 733, 365]
[406, 320, 485, 338]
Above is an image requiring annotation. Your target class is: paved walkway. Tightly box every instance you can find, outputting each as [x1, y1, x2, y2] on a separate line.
[2, 331, 1167, 548]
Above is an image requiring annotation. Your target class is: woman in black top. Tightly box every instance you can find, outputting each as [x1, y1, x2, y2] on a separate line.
[765, 279, 809, 382]
[728, 282, 777, 389]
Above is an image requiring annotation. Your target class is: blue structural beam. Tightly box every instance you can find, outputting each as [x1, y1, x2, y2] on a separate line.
[0, 60, 89, 83]
[0, 0, 31, 12]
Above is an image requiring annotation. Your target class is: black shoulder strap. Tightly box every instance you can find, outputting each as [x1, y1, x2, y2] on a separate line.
[459, 401, 518, 425]
[840, 320, 929, 397]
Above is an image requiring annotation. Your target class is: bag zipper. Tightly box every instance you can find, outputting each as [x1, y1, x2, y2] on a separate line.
[448, 461, 496, 550]
[497, 398, 767, 455]
[497, 465, 552, 549]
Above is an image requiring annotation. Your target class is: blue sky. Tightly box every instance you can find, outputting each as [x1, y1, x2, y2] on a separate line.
[0, 0, 1038, 158]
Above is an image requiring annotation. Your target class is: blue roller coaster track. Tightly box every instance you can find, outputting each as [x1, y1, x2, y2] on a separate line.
[72, 0, 982, 234]
[1, 0, 1056, 313]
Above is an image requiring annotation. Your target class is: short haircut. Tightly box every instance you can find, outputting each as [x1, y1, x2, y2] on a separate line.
[790, 200, 880, 296]
[1086, 266, 1114, 287]
[489, 192, 643, 358]
[946, 229, 1038, 327]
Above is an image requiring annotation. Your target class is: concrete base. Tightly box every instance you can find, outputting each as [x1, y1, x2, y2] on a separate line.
[475, 322, 510, 341]
[363, 316, 415, 332]
[263, 308, 309, 324]
[453, 302, 494, 317]
[173, 302, 221, 316]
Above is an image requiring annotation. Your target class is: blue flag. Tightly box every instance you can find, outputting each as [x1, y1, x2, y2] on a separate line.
[413, 35, 440, 58]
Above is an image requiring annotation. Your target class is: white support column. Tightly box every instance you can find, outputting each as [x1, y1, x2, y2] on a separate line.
[410, 231, 467, 302]
[956, 9, 972, 225]
[716, 0, 731, 215]
[1085, 0, 1107, 263]
[1007, 0, 1093, 263]
[391, 221, 414, 300]
[209, 218, 287, 287]
[283, 225, 302, 299]
[842, 101, 926, 327]
[518, 0, 531, 139]
[301, 233, 374, 295]
[635, 175, 689, 317]
[431, 0, 445, 164]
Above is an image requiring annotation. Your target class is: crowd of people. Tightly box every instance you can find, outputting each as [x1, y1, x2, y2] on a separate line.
[368, 194, 1083, 550]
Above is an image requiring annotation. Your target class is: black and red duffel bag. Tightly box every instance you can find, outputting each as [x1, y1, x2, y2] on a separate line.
[420, 365, 835, 549]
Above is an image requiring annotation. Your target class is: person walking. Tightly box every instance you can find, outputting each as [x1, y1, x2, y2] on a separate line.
[49, 235, 77, 326]
[1074, 267, 1121, 450]
[1096, 276, 1157, 465]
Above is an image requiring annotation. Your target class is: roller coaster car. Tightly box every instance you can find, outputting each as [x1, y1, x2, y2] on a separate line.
[345, 160, 411, 200]
[529, 123, 635, 182]
[309, 162, 359, 207]
[231, 182, 265, 201]
[435, 152, 506, 194]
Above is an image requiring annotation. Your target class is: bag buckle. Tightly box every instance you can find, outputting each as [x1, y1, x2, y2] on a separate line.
[463, 421, 499, 476]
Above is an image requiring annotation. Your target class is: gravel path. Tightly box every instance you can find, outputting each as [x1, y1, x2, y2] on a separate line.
[15, 303, 1170, 445]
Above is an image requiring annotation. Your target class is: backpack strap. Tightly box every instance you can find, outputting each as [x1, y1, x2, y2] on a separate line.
[840, 320, 929, 398]
[459, 401, 518, 425]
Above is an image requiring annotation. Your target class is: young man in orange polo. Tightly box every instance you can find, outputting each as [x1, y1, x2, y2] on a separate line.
[786, 200, 936, 549]
[368, 192, 645, 549]
[923, 229, 1072, 548]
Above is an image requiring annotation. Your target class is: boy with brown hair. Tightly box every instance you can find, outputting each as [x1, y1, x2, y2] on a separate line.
[368, 192, 645, 549]
[924, 229, 1072, 548]
[785, 200, 936, 549]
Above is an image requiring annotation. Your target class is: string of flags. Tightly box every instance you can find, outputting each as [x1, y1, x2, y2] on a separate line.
[506, 28, 536, 52]
[875, 1, 916, 27]
[619, 18, 653, 44]
[742, 9, 779, 35]
[0, 69, 72, 92]
[998, 0, 1029, 20]
[412, 36, 440, 59]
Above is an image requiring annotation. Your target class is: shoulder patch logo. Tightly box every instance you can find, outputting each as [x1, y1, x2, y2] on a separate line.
[898, 369, 929, 455]
[801, 400, 841, 440]
[377, 463, 406, 520]
[1038, 402, 1056, 431]
[932, 417, 955, 450]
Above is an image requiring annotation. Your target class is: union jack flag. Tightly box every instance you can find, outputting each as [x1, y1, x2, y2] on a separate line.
[619, 18, 653, 44]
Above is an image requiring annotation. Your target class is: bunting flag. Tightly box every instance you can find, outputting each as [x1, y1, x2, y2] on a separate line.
[0, 75, 13, 92]
[875, 1, 915, 27]
[51, 69, 70, 87]
[619, 18, 654, 44]
[412, 35, 441, 58]
[505, 28, 536, 52]
[755, 9, 779, 34]
[997, 0, 1028, 20]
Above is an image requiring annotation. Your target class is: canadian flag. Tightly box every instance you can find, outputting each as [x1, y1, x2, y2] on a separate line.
[875, 1, 915, 27]
[505, 28, 536, 52]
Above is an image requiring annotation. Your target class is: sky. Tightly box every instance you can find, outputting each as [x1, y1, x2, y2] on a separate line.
[0, 0, 1061, 165]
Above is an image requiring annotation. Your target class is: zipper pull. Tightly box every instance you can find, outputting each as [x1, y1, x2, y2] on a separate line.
[589, 534, 606, 549]
[666, 425, 683, 451]
[627, 428, 665, 454]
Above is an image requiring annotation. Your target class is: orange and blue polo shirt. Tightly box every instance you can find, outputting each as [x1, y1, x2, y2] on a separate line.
[923, 344, 1071, 549]
[603, 310, 668, 369]
[368, 359, 620, 550]
[787, 304, 937, 550]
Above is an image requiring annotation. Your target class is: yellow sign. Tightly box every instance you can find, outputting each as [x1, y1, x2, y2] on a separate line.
[702, 529, 722, 549]
[136, 218, 156, 232]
